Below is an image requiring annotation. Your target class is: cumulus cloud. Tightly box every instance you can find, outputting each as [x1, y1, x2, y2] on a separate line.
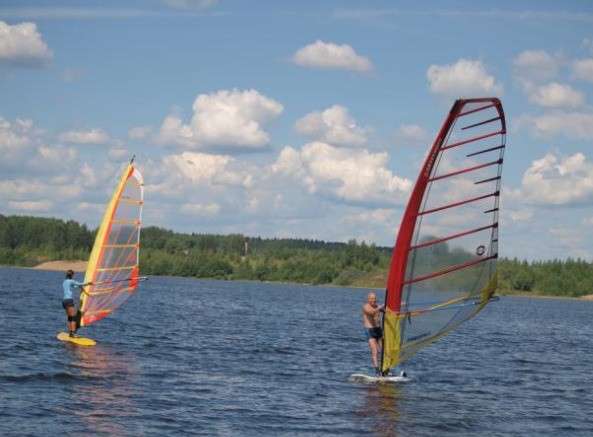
[108, 147, 129, 161]
[342, 208, 394, 225]
[427, 59, 503, 97]
[271, 142, 412, 206]
[0, 21, 52, 67]
[292, 40, 373, 72]
[162, 0, 218, 10]
[508, 209, 534, 222]
[573, 58, 593, 82]
[395, 124, 429, 146]
[0, 117, 70, 175]
[513, 49, 561, 83]
[156, 89, 283, 150]
[0, 117, 35, 163]
[160, 151, 252, 188]
[517, 112, 593, 139]
[128, 125, 153, 140]
[295, 105, 367, 147]
[518, 152, 593, 206]
[180, 202, 221, 216]
[59, 128, 110, 144]
[527, 82, 585, 108]
[7, 200, 53, 212]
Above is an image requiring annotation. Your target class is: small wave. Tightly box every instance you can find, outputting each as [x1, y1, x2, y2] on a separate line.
[1, 372, 102, 383]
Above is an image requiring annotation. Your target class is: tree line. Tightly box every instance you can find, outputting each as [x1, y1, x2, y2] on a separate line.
[1, 214, 592, 297]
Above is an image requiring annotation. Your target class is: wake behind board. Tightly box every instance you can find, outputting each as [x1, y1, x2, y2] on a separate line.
[349, 373, 411, 383]
[57, 332, 96, 347]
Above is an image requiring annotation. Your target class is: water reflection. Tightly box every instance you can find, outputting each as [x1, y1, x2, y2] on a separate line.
[360, 383, 402, 436]
[66, 344, 139, 435]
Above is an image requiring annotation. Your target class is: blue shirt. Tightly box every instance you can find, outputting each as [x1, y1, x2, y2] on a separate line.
[63, 279, 83, 300]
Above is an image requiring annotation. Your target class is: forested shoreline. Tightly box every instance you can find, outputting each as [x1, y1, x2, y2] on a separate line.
[1, 214, 592, 297]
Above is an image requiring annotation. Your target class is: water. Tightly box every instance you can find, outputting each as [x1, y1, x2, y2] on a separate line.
[1, 266, 593, 436]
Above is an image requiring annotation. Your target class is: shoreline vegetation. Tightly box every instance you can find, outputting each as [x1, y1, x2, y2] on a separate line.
[2, 214, 593, 299]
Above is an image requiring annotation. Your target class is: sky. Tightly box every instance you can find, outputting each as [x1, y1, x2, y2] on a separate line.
[1, 0, 593, 261]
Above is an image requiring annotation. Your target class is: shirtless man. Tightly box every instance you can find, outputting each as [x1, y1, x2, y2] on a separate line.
[362, 292, 385, 375]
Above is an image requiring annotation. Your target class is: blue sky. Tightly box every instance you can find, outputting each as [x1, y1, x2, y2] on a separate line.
[1, 0, 593, 260]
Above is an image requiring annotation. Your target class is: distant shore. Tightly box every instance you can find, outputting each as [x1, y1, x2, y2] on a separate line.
[16, 259, 593, 301]
[32, 260, 87, 272]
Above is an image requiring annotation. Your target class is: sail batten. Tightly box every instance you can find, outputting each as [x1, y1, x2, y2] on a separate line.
[381, 98, 506, 373]
[79, 163, 144, 327]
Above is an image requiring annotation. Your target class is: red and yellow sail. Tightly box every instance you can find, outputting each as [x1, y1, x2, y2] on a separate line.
[381, 98, 506, 372]
[79, 162, 144, 327]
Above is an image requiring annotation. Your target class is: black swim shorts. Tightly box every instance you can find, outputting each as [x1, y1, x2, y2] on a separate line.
[62, 299, 75, 310]
[365, 327, 383, 340]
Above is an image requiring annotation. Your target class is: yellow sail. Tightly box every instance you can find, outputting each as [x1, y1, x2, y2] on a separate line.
[79, 162, 144, 327]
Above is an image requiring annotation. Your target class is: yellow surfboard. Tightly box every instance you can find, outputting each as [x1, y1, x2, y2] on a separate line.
[57, 332, 96, 347]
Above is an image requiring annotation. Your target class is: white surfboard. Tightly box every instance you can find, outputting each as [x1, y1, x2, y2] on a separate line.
[348, 373, 411, 383]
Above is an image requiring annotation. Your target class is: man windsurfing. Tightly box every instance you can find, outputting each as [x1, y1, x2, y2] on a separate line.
[62, 269, 86, 337]
[362, 292, 385, 375]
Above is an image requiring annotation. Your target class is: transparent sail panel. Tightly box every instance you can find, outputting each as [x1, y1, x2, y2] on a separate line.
[82, 166, 143, 326]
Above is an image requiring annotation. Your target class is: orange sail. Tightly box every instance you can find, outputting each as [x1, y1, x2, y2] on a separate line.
[79, 161, 144, 327]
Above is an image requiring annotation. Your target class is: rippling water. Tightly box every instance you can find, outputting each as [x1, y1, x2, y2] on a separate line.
[1, 266, 593, 436]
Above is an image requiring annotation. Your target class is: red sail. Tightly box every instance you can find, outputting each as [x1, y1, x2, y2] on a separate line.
[381, 98, 506, 372]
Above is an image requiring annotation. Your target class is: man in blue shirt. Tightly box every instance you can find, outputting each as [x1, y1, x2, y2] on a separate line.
[62, 269, 86, 337]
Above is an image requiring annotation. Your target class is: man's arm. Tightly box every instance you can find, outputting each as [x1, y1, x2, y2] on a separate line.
[363, 304, 385, 317]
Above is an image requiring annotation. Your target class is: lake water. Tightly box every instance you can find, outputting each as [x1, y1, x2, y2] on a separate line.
[1, 266, 593, 436]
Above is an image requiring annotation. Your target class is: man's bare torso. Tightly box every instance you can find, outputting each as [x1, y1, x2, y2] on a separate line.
[362, 303, 381, 328]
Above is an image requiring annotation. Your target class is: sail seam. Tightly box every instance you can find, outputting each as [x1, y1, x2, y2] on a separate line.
[403, 254, 497, 285]
[410, 223, 498, 250]
[419, 191, 499, 216]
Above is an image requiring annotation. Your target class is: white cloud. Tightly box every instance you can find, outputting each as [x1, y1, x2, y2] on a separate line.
[573, 58, 593, 82]
[108, 147, 129, 161]
[395, 124, 429, 146]
[518, 152, 593, 206]
[32, 145, 78, 171]
[527, 82, 585, 108]
[162, 0, 218, 10]
[518, 112, 593, 139]
[156, 89, 283, 150]
[0, 21, 52, 67]
[59, 128, 110, 144]
[161, 151, 251, 188]
[292, 40, 373, 72]
[0, 117, 34, 163]
[271, 142, 412, 206]
[342, 208, 394, 225]
[128, 125, 153, 140]
[180, 202, 221, 216]
[513, 50, 561, 82]
[427, 59, 503, 97]
[548, 226, 589, 258]
[295, 105, 367, 147]
[7, 200, 53, 212]
[0, 117, 63, 174]
[509, 209, 534, 222]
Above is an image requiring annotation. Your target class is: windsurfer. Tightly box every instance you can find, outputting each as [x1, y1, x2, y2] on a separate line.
[362, 292, 385, 375]
[62, 270, 88, 337]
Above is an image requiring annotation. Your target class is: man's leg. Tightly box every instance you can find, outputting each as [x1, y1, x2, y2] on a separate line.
[368, 338, 379, 369]
[67, 306, 77, 334]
